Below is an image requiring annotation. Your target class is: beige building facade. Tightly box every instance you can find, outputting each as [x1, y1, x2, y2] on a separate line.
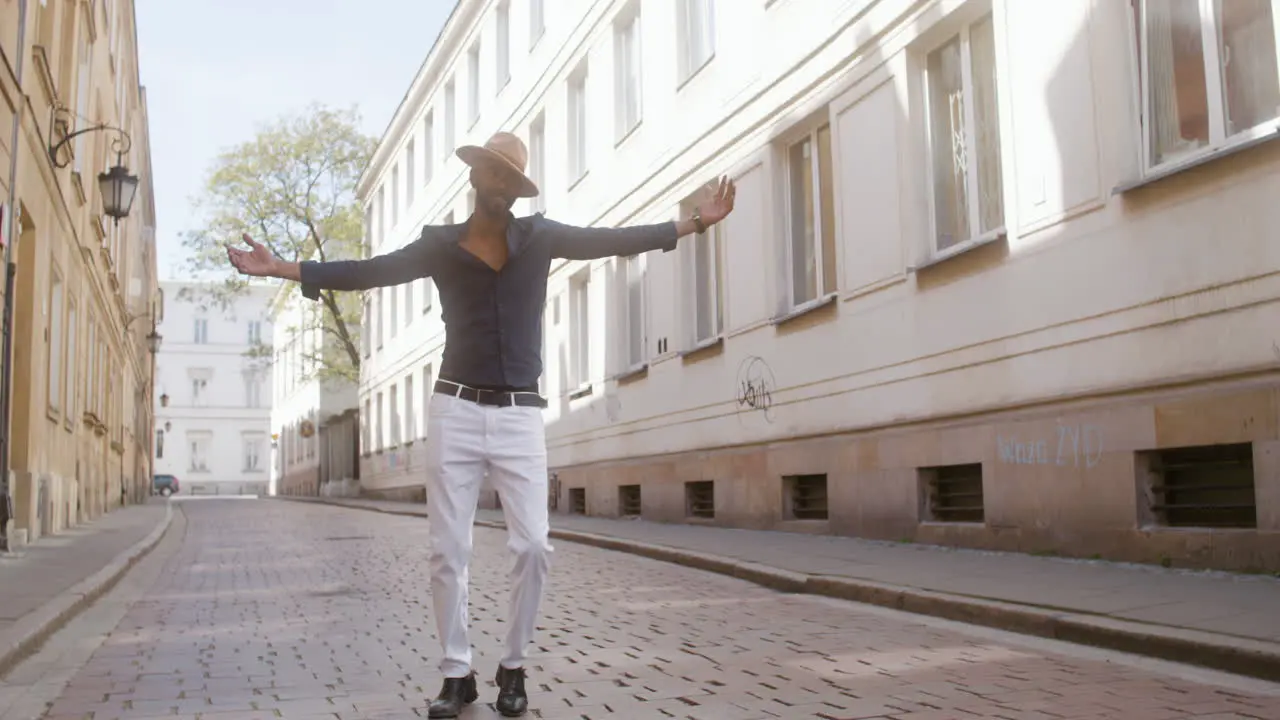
[0, 0, 158, 547]
[359, 0, 1279, 572]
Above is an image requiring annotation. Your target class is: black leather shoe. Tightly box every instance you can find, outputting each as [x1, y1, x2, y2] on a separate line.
[495, 665, 529, 717]
[427, 671, 478, 718]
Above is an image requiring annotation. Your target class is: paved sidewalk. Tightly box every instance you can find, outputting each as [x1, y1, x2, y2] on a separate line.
[0, 499, 172, 675]
[287, 496, 1280, 682]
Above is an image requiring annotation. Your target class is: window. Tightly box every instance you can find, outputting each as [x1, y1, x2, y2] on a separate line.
[496, 1, 511, 89]
[569, 271, 590, 389]
[48, 271, 64, 414]
[421, 278, 433, 313]
[86, 319, 96, 417]
[191, 376, 209, 407]
[925, 13, 1003, 253]
[66, 299, 77, 420]
[529, 114, 546, 213]
[376, 186, 386, 248]
[193, 317, 209, 344]
[390, 281, 399, 338]
[362, 398, 372, 454]
[405, 139, 416, 206]
[783, 124, 836, 307]
[244, 370, 263, 408]
[390, 383, 400, 446]
[244, 435, 264, 472]
[683, 195, 724, 344]
[468, 42, 481, 126]
[364, 205, 373, 258]
[404, 281, 414, 324]
[1133, 0, 1280, 172]
[375, 392, 384, 450]
[74, 27, 92, 173]
[444, 80, 456, 152]
[362, 295, 372, 357]
[422, 363, 433, 438]
[423, 112, 435, 184]
[678, 0, 715, 83]
[189, 432, 211, 472]
[467, 189, 476, 215]
[155, 429, 164, 459]
[391, 164, 400, 226]
[568, 65, 588, 181]
[530, 0, 545, 47]
[376, 288, 384, 348]
[621, 254, 645, 370]
[247, 320, 262, 345]
[405, 374, 416, 440]
[614, 8, 642, 140]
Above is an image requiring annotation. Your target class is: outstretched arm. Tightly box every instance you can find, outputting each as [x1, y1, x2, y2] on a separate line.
[227, 230, 437, 300]
[547, 176, 737, 260]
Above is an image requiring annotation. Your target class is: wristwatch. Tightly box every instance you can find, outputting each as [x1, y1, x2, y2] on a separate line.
[691, 210, 707, 235]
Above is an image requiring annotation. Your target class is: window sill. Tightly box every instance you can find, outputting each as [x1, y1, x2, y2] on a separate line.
[568, 169, 590, 193]
[568, 384, 594, 401]
[615, 119, 642, 149]
[1113, 126, 1280, 195]
[679, 336, 724, 363]
[676, 53, 715, 93]
[771, 293, 837, 328]
[909, 227, 1006, 273]
[611, 364, 648, 384]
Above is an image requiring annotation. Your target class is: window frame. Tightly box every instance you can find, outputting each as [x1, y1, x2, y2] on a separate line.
[530, 0, 545, 49]
[47, 267, 65, 417]
[618, 253, 647, 373]
[682, 195, 725, 348]
[920, 11, 1007, 261]
[496, 0, 511, 90]
[528, 113, 546, 214]
[405, 139, 416, 206]
[467, 41, 482, 128]
[568, 64, 589, 183]
[678, 0, 716, 85]
[779, 121, 838, 312]
[1130, 0, 1280, 180]
[614, 7, 643, 142]
[422, 111, 435, 185]
[568, 270, 591, 391]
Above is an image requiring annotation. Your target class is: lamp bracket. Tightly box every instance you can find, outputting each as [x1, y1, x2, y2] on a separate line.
[47, 104, 132, 170]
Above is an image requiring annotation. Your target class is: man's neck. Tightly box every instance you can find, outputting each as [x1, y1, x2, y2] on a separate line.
[468, 210, 509, 238]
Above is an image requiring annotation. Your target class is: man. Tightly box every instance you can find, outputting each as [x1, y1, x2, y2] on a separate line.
[228, 131, 736, 717]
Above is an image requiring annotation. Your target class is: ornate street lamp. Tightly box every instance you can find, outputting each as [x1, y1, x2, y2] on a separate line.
[145, 329, 162, 355]
[159, 393, 169, 408]
[47, 105, 140, 225]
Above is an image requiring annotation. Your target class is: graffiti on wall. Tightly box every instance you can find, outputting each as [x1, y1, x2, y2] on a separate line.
[735, 355, 776, 423]
[997, 422, 1103, 469]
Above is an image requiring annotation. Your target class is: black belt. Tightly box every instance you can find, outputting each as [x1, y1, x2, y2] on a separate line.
[434, 380, 547, 408]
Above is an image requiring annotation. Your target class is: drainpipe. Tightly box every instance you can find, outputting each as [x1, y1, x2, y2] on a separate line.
[0, 0, 30, 550]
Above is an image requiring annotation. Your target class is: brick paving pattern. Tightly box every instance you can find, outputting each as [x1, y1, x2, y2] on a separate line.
[38, 500, 1280, 719]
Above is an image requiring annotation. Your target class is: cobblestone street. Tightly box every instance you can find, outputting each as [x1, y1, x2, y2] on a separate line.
[20, 500, 1280, 719]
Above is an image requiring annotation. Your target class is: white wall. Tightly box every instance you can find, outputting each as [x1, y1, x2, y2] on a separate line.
[154, 282, 275, 490]
[269, 286, 359, 494]
[356, 0, 1280, 487]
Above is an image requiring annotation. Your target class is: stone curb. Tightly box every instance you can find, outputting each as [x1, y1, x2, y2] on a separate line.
[282, 497, 1280, 683]
[0, 501, 175, 678]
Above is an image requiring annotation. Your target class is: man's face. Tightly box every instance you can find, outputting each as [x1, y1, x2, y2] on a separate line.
[469, 159, 522, 217]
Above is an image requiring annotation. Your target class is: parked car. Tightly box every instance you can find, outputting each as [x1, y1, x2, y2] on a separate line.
[152, 474, 180, 497]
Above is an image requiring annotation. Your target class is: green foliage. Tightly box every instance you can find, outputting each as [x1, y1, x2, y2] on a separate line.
[181, 103, 375, 384]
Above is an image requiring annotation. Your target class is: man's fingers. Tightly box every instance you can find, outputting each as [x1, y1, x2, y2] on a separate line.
[242, 233, 264, 252]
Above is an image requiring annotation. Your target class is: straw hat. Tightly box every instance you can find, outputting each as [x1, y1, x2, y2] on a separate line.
[455, 131, 540, 198]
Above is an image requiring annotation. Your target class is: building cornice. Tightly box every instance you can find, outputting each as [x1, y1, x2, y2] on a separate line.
[356, 0, 486, 202]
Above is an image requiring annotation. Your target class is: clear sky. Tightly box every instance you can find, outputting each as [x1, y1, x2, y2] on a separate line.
[136, 0, 455, 280]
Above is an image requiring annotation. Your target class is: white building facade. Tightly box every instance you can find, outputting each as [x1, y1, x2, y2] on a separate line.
[269, 285, 360, 497]
[356, 0, 1280, 572]
[153, 282, 275, 495]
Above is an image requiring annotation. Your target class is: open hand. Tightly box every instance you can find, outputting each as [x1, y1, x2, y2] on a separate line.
[698, 176, 737, 226]
[227, 234, 278, 277]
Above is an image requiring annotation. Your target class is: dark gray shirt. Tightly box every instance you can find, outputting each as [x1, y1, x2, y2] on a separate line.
[299, 213, 678, 391]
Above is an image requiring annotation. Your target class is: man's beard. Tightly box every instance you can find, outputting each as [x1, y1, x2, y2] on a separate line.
[477, 191, 515, 217]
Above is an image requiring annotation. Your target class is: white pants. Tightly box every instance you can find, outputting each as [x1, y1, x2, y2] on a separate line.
[425, 391, 554, 678]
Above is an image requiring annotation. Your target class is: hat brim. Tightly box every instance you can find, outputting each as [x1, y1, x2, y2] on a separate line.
[456, 145, 540, 199]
